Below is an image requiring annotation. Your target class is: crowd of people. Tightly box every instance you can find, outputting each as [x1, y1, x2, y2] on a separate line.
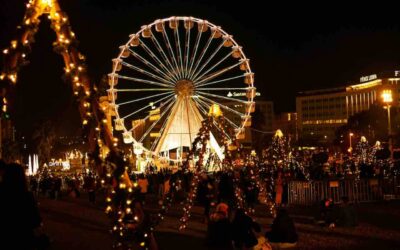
[0, 154, 364, 250]
[28, 171, 101, 204]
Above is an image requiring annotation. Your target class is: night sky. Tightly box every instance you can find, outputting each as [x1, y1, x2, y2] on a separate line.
[1, 0, 400, 138]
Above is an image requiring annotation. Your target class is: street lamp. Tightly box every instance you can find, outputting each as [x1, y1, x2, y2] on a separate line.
[381, 89, 393, 160]
[348, 132, 354, 153]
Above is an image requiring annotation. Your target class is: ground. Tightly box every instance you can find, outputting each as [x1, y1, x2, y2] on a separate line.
[38, 193, 400, 250]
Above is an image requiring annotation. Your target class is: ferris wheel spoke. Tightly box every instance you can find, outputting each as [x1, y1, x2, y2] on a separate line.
[161, 28, 182, 79]
[138, 38, 178, 83]
[174, 28, 185, 78]
[130, 96, 174, 132]
[187, 31, 203, 79]
[222, 115, 240, 129]
[190, 39, 226, 81]
[139, 99, 176, 143]
[128, 48, 175, 84]
[117, 91, 172, 106]
[188, 30, 216, 80]
[130, 114, 151, 132]
[122, 94, 175, 120]
[121, 61, 175, 85]
[197, 95, 245, 117]
[187, 98, 204, 128]
[196, 87, 248, 91]
[129, 94, 175, 132]
[196, 74, 245, 88]
[116, 88, 173, 92]
[196, 90, 248, 104]
[118, 74, 172, 88]
[194, 60, 242, 86]
[150, 99, 178, 151]
[149, 30, 180, 81]
[184, 27, 191, 79]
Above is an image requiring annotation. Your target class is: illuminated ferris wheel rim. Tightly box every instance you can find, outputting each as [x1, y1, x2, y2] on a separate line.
[108, 16, 255, 160]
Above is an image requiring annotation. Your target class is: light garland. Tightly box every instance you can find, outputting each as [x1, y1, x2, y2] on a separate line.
[0, 0, 114, 153]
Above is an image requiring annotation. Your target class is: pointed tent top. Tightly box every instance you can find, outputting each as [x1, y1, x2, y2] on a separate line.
[208, 104, 223, 118]
[275, 129, 284, 138]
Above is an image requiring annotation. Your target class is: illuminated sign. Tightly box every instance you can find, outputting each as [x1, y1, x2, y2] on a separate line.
[227, 91, 261, 97]
[360, 74, 377, 83]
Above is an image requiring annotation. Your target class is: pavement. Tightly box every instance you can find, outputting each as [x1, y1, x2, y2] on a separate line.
[38, 192, 400, 250]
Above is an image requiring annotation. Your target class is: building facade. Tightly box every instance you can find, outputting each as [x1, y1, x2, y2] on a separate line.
[222, 91, 274, 148]
[296, 71, 400, 143]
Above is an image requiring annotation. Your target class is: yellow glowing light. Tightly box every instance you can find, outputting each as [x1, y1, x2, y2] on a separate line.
[381, 89, 393, 103]
[275, 129, 284, 138]
[40, 0, 52, 7]
[3, 49, 9, 54]
[11, 40, 18, 49]
[8, 74, 17, 83]
[140, 242, 145, 247]
[85, 91, 90, 96]
[126, 208, 131, 213]
[106, 197, 111, 202]
[208, 104, 222, 117]
[0, 74, 5, 80]
[126, 200, 132, 205]
[106, 206, 112, 212]
[119, 183, 126, 189]
[133, 182, 138, 188]
[82, 119, 88, 125]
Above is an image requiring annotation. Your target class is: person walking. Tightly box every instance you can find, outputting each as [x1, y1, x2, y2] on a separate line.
[232, 209, 261, 249]
[0, 163, 49, 249]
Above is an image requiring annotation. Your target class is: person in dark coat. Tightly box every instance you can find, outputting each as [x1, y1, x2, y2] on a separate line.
[265, 208, 298, 246]
[206, 203, 233, 249]
[336, 196, 357, 227]
[0, 163, 47, 249]
[232, 209, 261, 249]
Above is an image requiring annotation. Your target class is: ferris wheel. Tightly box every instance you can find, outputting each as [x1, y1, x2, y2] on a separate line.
[107, 16, 256, 161]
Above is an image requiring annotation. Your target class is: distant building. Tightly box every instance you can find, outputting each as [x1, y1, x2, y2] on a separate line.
[296, 71, 400, 143]
[222, 91, 274, 148]
[273, 112, 297, 140]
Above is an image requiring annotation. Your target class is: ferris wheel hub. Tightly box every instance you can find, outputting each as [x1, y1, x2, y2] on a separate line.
[175, 79, 194, 97]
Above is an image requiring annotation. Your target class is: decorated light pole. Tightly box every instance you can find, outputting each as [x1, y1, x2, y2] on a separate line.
[381, 89, 393, 160]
